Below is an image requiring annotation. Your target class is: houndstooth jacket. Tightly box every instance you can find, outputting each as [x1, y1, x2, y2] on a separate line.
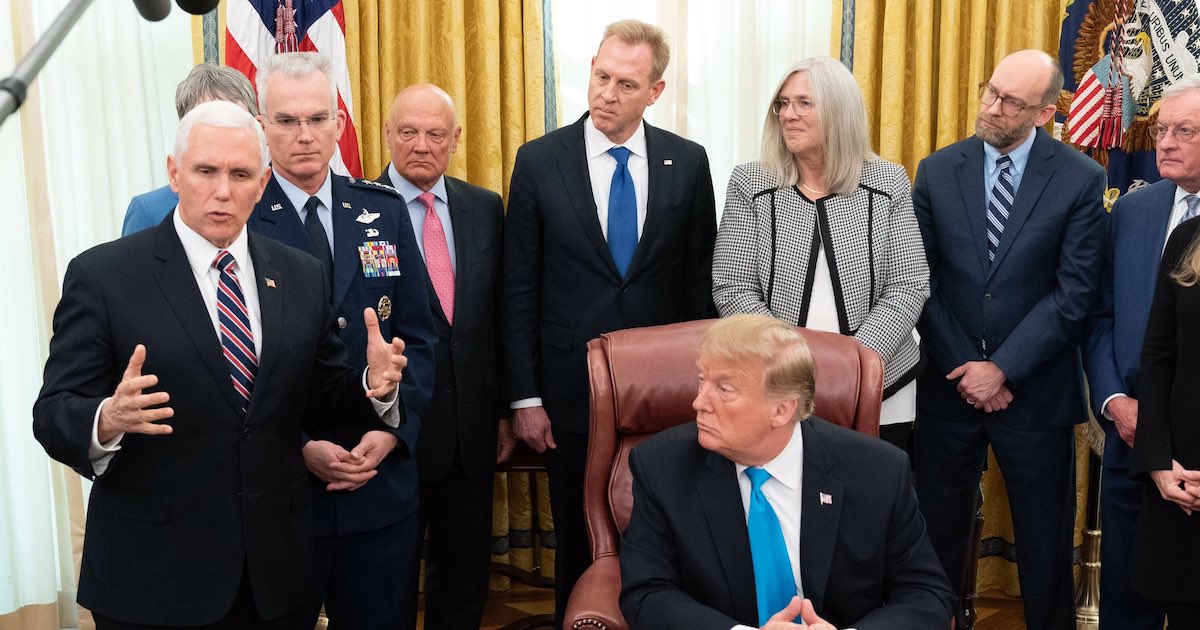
[713, 158, 930, 392]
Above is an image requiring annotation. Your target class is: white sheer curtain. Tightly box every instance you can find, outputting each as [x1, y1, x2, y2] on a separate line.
[552, 0, 832, 211]
[1, 1, 192, 626]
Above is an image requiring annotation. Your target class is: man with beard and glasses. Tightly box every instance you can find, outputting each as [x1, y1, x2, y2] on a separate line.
[910, 49, 1106, 630]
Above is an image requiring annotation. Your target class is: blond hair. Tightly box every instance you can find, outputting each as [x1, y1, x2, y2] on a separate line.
[700, 314, 816, 421]
[599, 19, 670, 82]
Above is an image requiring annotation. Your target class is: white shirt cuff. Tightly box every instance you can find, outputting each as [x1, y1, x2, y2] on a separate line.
[363, 368, 400, 428]
[1101, 392, 1127, 421]
[510, 397, 542, 410]
[89, 397, 124, 476]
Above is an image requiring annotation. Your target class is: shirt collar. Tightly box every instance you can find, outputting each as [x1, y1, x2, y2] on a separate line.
[172, 207, 251, 277]
[273, 167, 334, 214]
[387, 163, 449, 205]
[983, 126, 1036, 176]
[735, 420, 805, 493]
[1175, 185, 1199, 206]
[584, 116, 648, 160]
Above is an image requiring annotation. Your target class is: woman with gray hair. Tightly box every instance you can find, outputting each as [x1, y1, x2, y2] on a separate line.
[712, 56, 929, 450]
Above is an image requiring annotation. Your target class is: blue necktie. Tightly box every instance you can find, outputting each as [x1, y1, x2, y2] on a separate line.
[986, 155, 1015, 262]
[1183, 194, 1200, 223]
[607, 146, 637, 276]
[745, 467, 795, 625]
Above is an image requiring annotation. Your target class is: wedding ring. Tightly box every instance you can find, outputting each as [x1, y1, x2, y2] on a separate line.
[966, 398, 976, 405]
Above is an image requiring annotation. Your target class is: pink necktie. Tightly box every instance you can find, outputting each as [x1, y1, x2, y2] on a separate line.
[419, 192, 455, 324]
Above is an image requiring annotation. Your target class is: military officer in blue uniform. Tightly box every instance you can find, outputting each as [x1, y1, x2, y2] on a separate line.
[248, 52, 436, 629]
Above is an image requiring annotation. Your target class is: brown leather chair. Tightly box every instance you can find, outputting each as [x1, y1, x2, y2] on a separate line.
[564, 319, 883, 629]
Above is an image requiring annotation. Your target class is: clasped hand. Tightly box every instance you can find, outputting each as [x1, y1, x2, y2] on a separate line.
[760, 597, 838, 629]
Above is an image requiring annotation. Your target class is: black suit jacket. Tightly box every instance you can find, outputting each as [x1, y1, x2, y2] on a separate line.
[1130, 216, 1200, 603]
[32, 219, 392, 625]
[912, 129, 1106, 429]
[619, 419, 954, 629]
[248, 172, 437, 536]
[378, 168, 506, 480]
[502, 114, 717, 432]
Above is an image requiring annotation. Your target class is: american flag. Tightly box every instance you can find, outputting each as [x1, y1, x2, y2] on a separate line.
[225, 0, 363, 178]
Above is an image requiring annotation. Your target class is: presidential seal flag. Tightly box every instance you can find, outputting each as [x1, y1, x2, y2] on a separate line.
[225, 0, 363, 178]
[1059, 0, 1200, 197]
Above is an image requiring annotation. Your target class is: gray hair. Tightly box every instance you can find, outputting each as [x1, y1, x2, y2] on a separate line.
[1161, 73, 1200, 103]
[175, 100, 269, 173]
[759, 57, 874, 195]
[255, 52, 338, 114]
[174, 64, 259, 119]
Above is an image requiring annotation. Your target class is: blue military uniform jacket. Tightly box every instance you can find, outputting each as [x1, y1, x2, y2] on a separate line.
[248, 171, 437, 535]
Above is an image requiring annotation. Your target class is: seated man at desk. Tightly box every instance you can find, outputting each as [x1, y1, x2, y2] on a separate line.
[620, 314, 953, 630]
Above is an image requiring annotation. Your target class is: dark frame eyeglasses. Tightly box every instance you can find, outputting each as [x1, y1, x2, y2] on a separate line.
[977, 82, 1044, 117]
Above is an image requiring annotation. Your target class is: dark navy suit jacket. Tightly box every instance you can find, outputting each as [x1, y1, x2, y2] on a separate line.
[913, 129, 1107, 430]
[33, 219, 391, 624]
[502, 114, 717, 433]
[619, 419, 954, 629]
[1085, 179, 1175, 468]
[248, 172, 437, 536]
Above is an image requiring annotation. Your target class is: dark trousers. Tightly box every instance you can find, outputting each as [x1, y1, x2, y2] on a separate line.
[308, 515, 420, 630]
[1100, 463, 1165, 630]
[913, 415, 1076, 630]
[546, 427, 591, 627]
[93, 566, 310, 629]
[416, 456, 496, 630]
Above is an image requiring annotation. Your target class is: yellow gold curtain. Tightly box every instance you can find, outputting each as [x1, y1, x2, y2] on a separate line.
[192, 0, 552, 593]
[833, 0, 1092, 598]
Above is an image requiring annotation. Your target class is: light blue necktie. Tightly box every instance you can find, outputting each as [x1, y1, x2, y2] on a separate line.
[986, 155, 1015, 263]
[1183, 194, 1200, 223]
[606, 146, 637, 276]
[745, 467, 795, 625]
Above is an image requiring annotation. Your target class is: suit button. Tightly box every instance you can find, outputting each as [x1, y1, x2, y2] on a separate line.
[447, 384, 456, 393]
[242, 429, 252, 440]
[984, 293, 993, 301]
[450, 337, 458, 347]
[337, 316, 348, 329]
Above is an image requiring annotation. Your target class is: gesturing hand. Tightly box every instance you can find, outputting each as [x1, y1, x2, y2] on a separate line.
[98, 344, 174, 443]
[363, 307, 407, 398]
[759, 596, 805, 629]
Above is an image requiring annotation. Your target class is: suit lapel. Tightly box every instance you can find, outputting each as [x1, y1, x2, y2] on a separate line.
[245, 234, 281, 423]
[988, 129, 1054, 278]
[629, 123, 673, 279]
[445, 178, 472, 328]
[560, 116, 621, 278]
[698, 451, 759, 624]
[798, 420, 844, 612]
[953, 138, 991, 276]
[254, 176, 314, 259]
[151, 220, 244, 418]
[330, 175, 360, 309]
[1135, 181, 1177, 294]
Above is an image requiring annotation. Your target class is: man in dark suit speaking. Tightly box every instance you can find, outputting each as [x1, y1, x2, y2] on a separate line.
[502, 20, 717, 621]
[912, 49, 1106, 630]
[619, 315, 953, 630]
[32, 101, 408, 629]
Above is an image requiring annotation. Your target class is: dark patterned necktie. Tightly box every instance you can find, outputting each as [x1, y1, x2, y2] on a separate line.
[986, 154, 1015, 262]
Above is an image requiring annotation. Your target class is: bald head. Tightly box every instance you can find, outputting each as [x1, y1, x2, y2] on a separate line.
[994, 49, 1063, 107]
[384, 84, 461, 191]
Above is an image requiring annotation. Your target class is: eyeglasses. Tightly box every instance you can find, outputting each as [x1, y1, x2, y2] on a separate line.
[977, 82, 1043, 117]
[1150, 123, 1199, 143]
[269, 113, 334, 132]
[771, 97, 814, 117]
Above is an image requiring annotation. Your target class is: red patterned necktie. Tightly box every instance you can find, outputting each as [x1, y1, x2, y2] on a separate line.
[213, 250, 256, 412]
[418, 192, 455, 324]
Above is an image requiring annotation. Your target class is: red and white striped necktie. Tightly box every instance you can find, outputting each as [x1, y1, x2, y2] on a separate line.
[213, 250, 257, 412]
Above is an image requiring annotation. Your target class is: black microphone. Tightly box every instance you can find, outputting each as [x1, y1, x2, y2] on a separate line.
[175, 0, 221, 15]
[131, 0, 171, 21]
